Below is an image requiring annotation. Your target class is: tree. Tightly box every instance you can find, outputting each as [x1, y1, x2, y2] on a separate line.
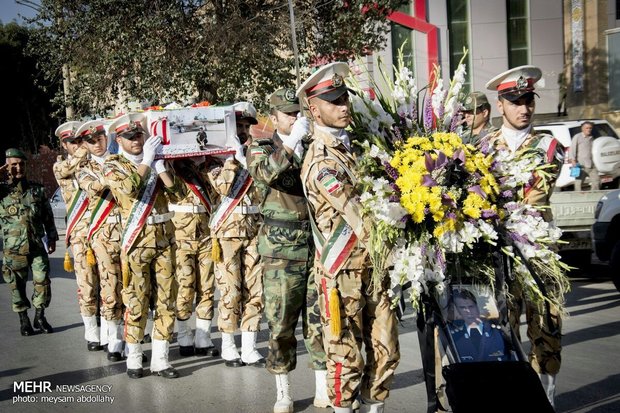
[26, 0, 406, 118]
[0, 22, 60, 153]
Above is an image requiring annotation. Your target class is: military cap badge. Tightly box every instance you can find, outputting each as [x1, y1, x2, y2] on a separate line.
[284, 89, 296, 102]
[332, 73, 344, 88]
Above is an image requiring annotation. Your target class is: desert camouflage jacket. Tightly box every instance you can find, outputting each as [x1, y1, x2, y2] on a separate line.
[53, 147, 91, 239]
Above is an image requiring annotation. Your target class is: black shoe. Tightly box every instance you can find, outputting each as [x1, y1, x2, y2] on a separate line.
[107, 352, 123, 362]
[244, 357, 266, 368]
[87, 341, 103, 351]
[101, 344, 108, 353]
[224, 358, 244, 367]
[18, 311, 35, 336]
[154, 367, 179, 379]
[141, 334, 151, 344]
[179, 345, 195, 357]
[195, 346, 219, 357]
[126, 368, 144, 379]
[142, 353, 149, 363]
[33, 308, 53, 334]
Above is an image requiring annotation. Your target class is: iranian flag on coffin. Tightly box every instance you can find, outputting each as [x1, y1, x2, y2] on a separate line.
[145, 105, 237, 159]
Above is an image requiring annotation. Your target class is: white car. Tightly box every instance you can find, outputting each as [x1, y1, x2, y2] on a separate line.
[49, 187, 66, 231]
[533, 119, 620, 189]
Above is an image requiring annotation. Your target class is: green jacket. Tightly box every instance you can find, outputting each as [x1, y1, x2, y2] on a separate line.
[0, 179, 58, 255]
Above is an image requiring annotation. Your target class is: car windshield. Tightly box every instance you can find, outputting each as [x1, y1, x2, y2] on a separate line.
[569, 124, 619, 139]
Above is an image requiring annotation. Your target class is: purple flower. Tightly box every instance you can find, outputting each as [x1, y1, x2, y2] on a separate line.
[435, 247, 446, 271]
[446, 212, 457, 220]
[509, 231, 532, 246]
[449, 113, 462, 132]
[389, 194, 400, 202]
[423, 96, 433, 130]
[442, 194, 456, 207]
[481, 209, 497, 219]
[468, 185, 487, 199]
[501, 190, 514, 198]
[453, 148, 465, 164]
[383, 161, 399, 181]
[422, 175, 437, 187]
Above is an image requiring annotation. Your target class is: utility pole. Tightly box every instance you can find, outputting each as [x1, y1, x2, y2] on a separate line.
[287, 0, 300, 88]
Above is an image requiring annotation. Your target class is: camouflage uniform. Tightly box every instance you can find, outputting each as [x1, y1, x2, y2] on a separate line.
[301, 127, 400, 408]
[53, 147, 101, 318]
[247, 131, 326, 374]
[207, 158, 264, 334]
[461, 122, 497, 146]
[77, 159, 123, 322]
[482, 129, 564, 375]
[0, 179, 58, 312]
[102, 154, 179, 344]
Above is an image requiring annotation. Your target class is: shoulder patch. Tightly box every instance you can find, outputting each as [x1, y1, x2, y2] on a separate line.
[316, 167, 342, 194]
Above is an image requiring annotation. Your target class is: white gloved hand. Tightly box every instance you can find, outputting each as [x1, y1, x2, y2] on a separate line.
[141, 135, 162, 166]
[283, 116, 309, 158]
[227, 134, 246, 168]
[152, 159, 167, 175]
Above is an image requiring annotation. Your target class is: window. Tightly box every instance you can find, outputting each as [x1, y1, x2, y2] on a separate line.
[616, 0, 620, 20]
[447, 0, 471, 93]
[507, 0, 529, 67]
[391, 2, 415, 72]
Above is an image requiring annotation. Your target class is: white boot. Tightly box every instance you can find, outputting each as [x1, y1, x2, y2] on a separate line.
[360, 399, 385, 413]
[126, 343, 143, 370]
[195, 318, 219, 356]
[221, 332, 242, 364]
[98, 316, 108, 347]
[176, 319, 195, 357]
[313, 370, 331, 408]
[82, 315, 101, 350]
[273, 374, 294, 413]
[333, 407, 353, 413]
[539, 373, 557, 407]
[241, 331, 265, 366]
[106, 319, 123, 355]
[150, 339, 179, 378]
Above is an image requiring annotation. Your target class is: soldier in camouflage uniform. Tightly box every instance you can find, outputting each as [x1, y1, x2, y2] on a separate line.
[298, 63, 400, 413]
[170, 157, 219, 358]
[459, 91, 497, 146]
[482, 66, 564, 407]
[207, 102, 266, 368]
[53, 121, 105, 352]
[75, 120, 125, 362]
[0, 148, 57, 336]
[103, 113, 180, 379]
[246, 88, 328, 413]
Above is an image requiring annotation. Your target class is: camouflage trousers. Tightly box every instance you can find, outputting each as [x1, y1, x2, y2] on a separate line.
[263, 255, 326, 374]
[91, 224, 123, 321]
[2, 249, 51, 312]
[175, 237, 215, 321]
[71, 237, 101, 317]
[123, 244, 177, 344]
[508, 282, 562, 375]
[316, 266, 400, 407]
[214, 237, 263, 333]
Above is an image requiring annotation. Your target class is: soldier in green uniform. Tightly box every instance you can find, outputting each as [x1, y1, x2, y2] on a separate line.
[460, 91, 497, 146]
[246, 88, 328, 413]
[0, 148, 58, 336]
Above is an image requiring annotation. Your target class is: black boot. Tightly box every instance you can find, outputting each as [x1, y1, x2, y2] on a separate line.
[33, 308, 54, 334]
[18, 311, 35, 336]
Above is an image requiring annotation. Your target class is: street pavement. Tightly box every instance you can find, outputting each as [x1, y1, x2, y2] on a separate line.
[1, 240, 619, 413]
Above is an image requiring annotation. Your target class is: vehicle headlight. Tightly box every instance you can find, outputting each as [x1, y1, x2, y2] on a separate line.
[594, 201, 603, 219]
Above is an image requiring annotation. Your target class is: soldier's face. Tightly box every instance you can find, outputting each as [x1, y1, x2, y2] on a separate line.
[6, 157, 25, 180]
[497, 94, 535, 130]
[463, 107, 488, 130]
[116, 131, 145, 155]
[236, 120, 253, 145]
[270, 110, 298, 136]
[309, 94, 351, 129]
[62, 138, 84, 156]
[84, 133, 108, 157]
[454, 297, 481, 326]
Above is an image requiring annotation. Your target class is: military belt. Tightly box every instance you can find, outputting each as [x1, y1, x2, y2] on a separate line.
[263, 216, 310, 231]
[169, 204, 207, 214]
[146, 212, 174, 225]
[233, 205, 259, 215]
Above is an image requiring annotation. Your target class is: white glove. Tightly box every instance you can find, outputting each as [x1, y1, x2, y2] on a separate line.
[152, 159, 167, 175]
[282, 116, 309, 158]
[227, 134, 246, 168]
[141, 135, 162, 166]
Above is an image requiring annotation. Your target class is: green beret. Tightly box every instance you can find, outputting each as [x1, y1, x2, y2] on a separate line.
[5, 148, 27, 160]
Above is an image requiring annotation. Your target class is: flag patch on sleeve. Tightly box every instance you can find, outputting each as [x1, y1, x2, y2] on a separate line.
[317, 167, 342, 194]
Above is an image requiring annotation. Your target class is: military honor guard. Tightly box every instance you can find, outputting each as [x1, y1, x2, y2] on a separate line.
[298, 63, 400, 413]
[103, 113, 180, 379]
[246, 89, 328, 412]
[482, 66, 564, 406]
[1, 148, 58, 336]
[207, 103, 266, 368]
[53, 121, 105, 351]
[460, 91, 497, 146]
[169, 156, 219, 358]
[75, 120, 125, 361]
